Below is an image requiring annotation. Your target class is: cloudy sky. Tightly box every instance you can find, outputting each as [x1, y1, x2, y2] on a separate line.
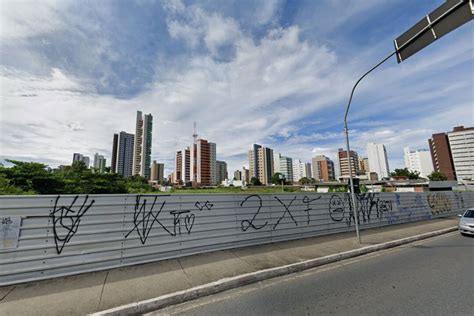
[0, 0, 472, 176]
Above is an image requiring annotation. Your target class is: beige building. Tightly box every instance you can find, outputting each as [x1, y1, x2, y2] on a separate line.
[338, 148, 359, 178]
[312, 155, 335, 181]
[150, 161, 164, 183]
[133, 111, 153, 179]
[248, 144, 274, 185]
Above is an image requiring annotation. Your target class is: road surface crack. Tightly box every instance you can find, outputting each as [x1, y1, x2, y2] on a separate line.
[97, 271, 110, 310]
[0, 286, 16, 302]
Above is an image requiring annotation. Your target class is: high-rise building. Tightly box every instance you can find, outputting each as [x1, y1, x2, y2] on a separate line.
[312, 155, 335, 181]
[93, 153, 106, 173]
[115, 131, 135, 178]
[72, 153, 90, 168]
[274, 153, 293, 182]
[403, 147, 434, 178]
[175, 147, 191, 184]
[359, 157, 369, 173]
[248, 144, 274, 185]
[133, 111, 153, 179]
[367, 143, 390, 180]
[447, 126, 474, 181]
[191, 139, 216, 186]
[292, 159, 308, 182]
[234, 170, 242, 180]
[150, 161, 164, 183]
[111, 134, 118, 173]
[209, 142, 217, 185]
[216, 160, 228, 184]
[428, 132, 456, 180]
[338, 148, 359, 178]
[242, 167, 250, 183]
[305, 162, 312, 179]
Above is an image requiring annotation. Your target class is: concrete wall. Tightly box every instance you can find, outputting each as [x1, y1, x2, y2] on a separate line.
[0, 191, 472, 286]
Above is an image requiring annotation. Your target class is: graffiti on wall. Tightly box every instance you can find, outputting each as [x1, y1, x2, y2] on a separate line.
[427, 193, 452, 215]
[328, 193, 394, 227]
[41, 191, 470, 254]
[50, 195, 95, 254]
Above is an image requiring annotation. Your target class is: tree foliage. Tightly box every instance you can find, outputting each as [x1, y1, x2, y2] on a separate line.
[427, 171, 448, 181]
[0, 160, 156, 195]
[250, 177, 262, 186]
[390, 168, 420, 179]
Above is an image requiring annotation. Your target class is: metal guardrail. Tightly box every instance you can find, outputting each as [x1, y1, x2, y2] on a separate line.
[0, 191, 472, 286]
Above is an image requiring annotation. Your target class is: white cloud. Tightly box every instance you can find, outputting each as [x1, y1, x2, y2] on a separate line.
[0, 0, 63, 39]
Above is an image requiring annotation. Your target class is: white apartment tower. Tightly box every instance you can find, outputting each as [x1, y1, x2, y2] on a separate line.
[133, 111, 153, 179]
[447, 126, 474, 181]
[403, 147, 434, 178]
[367, 143, 390, 180]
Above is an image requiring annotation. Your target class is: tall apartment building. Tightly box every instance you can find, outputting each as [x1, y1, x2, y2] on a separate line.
[150, 161, 164, 183]
[403, 147, 434, 178]
[111, 134, 118, 173]
[248, 144, 274, 185]
[93, 153, 106, 173]
[242, 167, 250, 183]
[113, 131, 135, 178]
[133, 111, 153, 179]
[234, 170, 242, 180]
[72, 153, 90, 168]
[367, 143, 390, 180]
[305, 162, 312, 179]
[175, 147, 191, 184]
[216, 160, 228, 184]
[359, 157, 369, 173]
[447, 126, 474, 181]
[312, 155, 335, 181]
[338, 148, 359, 178]
[274, 153, 293, 182]
[191, 139, 217, 186]
[292, 159, 310, 182]
[428, 132, 456, 180]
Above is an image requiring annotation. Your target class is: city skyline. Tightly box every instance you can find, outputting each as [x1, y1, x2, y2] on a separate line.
[1, 1, 472, 176]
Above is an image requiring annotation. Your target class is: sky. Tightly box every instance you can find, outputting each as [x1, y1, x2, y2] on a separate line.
[0, 0, 473, 177]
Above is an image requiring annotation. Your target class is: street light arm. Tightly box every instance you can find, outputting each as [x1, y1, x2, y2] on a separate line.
[343, 51, 397, 125]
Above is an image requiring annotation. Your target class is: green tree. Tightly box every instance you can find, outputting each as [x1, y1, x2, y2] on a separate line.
[298, 177, 311, 185]
[427, 171, 448, 181]
[0, 160, 65, 194]
[250, 177, 262, 186]
[126, 175, 156, 193]
[390, 168, 420, 179]
[271, 172, 285, 185]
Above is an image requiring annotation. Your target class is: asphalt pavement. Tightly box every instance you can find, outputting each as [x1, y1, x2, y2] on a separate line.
[152, 232, 474, 316]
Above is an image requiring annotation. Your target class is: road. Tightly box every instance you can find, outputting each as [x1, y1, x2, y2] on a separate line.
[151, 232, 474, 316]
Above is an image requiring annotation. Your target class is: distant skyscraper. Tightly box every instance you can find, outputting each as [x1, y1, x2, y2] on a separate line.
[133, 111, 153, 179]
[150, 161, 164, 183]
[216, 160, 228, 184]
[428, 132, 456, 180]
[93, 153, 106, 173]
[209, 142, 217, 185]
[115, 131, 134, 178]
[312, 155, 335, 181]
[367, 143, 390, 180]
[447, 126, 474, 181]
[338, 148, 359, 178]
[175, 147, 191, 184]
[72, 153, 90, 168]
[404, 147, 434, 178]
[248, 144, 273, 185]
[191, 139, 216, 186]
[274, 153, 293, 182]
[293, 160, 313, 182]
[111, 134, 118, 173]
[234, 170, 242, 180]
[242, 167, 250, 184]
[359, 157, 369, 173]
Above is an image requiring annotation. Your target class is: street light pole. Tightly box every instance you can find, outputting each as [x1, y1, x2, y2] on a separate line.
[343, 51, 396, 244]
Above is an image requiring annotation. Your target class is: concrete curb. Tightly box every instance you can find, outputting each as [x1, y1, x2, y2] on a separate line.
[92, 226, 457, 316]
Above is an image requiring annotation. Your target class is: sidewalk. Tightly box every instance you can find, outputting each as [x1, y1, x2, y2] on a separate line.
[0, 217, 459, 315]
